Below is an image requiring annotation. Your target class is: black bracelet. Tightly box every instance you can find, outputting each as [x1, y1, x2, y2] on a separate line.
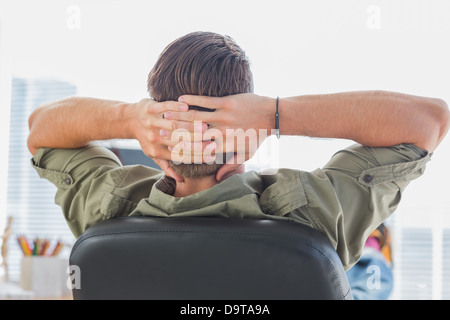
[275, 97, 280, 139]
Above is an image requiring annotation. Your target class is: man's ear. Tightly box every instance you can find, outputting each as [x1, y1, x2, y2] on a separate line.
[154, 159, 185, 182]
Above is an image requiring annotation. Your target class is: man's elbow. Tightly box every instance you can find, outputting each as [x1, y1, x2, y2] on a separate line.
[27, 118, 40, 156]
[27, 107, 46, 156]
[27, 135, 38, 156]
[420, 98, 450, 152]
[434, 98, 450, 137]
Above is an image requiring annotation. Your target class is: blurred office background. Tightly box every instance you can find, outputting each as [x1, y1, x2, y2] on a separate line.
[0, 0, 449, 299]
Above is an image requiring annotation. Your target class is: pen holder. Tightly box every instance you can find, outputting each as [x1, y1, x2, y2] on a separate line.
[20, 256, 70, 298]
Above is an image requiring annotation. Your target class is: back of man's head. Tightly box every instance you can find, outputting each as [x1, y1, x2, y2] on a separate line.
[147, 31, 253, 178]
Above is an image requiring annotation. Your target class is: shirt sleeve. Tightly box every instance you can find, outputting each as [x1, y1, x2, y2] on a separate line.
[294, 143, 430, 270]
[31, 144, 163, 237]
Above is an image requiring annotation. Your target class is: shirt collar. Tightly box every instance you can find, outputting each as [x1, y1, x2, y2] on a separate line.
[147, 172, 263, 214]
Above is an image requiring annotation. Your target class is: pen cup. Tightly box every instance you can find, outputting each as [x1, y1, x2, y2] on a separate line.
[20, 256, 71, 298]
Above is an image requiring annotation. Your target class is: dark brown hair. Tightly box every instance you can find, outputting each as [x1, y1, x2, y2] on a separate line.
[147, 31, 253, 178]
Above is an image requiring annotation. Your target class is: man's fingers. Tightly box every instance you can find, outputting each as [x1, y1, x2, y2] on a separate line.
[169, 140, 216, 159]
[147, 100, 189, 114]
[152, 112, 211, 133]
[163, 110, 217, 123]
[178, 95, 220, 110]
[160, 124, 225, 144]
[170, 147, 216, 165]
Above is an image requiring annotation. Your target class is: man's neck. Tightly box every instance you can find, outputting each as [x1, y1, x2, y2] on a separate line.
[173, 175, 219, 197]
[173, 165, 245, 197]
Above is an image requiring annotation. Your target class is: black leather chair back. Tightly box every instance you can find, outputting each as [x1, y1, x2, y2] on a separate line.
[69, 217, 352, 300]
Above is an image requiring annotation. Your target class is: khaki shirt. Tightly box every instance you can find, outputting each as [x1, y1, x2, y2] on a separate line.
[32, 143, 429, 270]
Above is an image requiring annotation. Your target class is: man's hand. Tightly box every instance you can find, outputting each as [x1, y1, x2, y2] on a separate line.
[131, 98, 197, 161]
[130, 98, 212, 182]
[162, 94, 276, 181]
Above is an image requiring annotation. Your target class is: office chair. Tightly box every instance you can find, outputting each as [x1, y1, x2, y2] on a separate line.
[69, 217, 353, 300]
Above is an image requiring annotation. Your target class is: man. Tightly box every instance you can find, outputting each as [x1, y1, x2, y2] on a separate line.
[28, 31, 449, 277]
